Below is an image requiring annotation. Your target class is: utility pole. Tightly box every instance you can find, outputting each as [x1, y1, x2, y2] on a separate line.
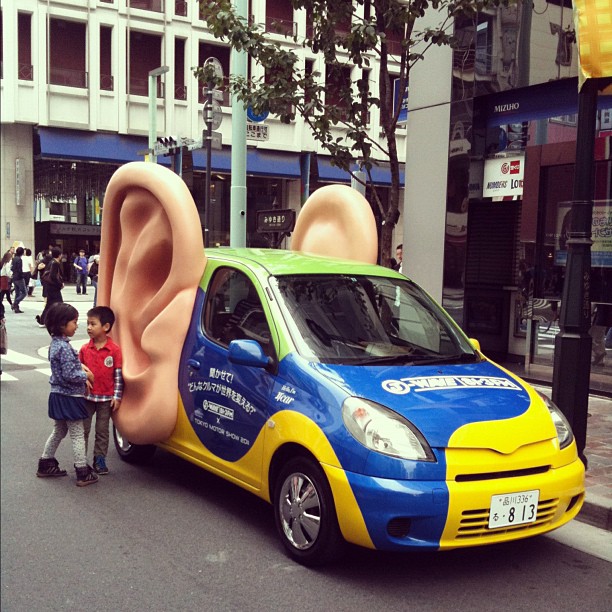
[230, 0, 248, 248]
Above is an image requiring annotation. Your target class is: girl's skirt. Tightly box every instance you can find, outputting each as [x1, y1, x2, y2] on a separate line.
[48, 393, 89, 420]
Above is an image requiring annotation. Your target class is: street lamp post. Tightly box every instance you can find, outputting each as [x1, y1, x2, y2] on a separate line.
[148, 66, 169, 163]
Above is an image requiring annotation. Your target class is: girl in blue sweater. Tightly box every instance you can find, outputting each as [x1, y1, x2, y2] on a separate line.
[36, 302, 98, 486]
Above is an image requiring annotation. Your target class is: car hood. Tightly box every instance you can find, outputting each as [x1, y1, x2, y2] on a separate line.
[309, 360, 553, 450]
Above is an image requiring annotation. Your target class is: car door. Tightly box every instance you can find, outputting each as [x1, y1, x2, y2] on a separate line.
[183, 266, 277, 488]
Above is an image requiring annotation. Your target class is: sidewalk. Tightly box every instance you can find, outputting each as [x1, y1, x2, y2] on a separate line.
[21, 286, 612, 532]
[503, 361, 612, 532]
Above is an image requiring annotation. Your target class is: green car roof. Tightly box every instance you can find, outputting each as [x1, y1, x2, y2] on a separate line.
[205, 247, 405, 278]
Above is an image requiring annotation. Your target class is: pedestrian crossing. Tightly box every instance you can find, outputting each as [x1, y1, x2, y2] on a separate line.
[1, 338, 89, 382]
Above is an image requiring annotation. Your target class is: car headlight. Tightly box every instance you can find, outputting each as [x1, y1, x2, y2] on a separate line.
[537, 391, 574, 450]
[342, 397, 435, 461]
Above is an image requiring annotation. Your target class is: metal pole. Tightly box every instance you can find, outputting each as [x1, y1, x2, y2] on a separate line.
[551, 79, 598, 466]
[230, 0, 248, 248]
[204, 85, 213, 248]
[147, 66, 169, 163]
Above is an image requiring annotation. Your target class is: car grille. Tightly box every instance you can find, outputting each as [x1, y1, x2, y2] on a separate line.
[455, 497, 559, 539]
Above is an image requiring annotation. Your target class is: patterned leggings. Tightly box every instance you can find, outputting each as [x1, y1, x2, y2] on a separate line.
[42, 419, 87, 468]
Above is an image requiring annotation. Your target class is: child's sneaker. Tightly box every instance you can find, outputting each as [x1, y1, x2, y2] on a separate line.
[93, 455, 109, 475]
[36, 457, 67, 478]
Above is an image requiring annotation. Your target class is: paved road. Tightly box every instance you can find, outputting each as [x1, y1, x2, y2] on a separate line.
[1, 298, 611, 611]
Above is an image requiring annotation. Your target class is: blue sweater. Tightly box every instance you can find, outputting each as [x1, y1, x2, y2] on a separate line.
[48, 336, 87, 396]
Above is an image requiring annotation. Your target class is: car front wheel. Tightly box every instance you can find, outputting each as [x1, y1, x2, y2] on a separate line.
[273, 456, 345, 566]
[113, 425, 156, 464]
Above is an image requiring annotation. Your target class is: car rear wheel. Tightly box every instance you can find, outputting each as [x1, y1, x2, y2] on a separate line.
[273, 456, 345, 566]
[113, 425, 156, 464]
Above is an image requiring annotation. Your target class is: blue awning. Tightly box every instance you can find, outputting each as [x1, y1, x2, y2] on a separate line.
[316, 156, 405, 187]
[36, 128, 302, 178]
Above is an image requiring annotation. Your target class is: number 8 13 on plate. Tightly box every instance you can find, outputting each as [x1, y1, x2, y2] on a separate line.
[488, 490, 539, 529]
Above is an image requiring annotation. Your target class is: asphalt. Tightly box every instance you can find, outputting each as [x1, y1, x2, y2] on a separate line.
[7, 284, 612, 533]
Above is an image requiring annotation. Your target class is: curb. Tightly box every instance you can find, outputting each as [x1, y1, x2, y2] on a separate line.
[576, 492, 612, 531]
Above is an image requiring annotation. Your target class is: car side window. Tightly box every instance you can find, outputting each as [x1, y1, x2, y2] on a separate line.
[204, 268, 273, 355]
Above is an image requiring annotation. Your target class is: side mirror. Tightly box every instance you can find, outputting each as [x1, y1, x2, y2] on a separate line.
[228, 339, 272, 368]
[469, 338, 481, 352]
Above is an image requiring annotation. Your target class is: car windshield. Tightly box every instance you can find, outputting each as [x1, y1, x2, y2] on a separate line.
[271, 274, 478, 365]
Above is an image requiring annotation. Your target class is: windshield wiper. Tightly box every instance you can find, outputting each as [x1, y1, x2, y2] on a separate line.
[409, 353, 480, 366]
[353, 352, 480, 366]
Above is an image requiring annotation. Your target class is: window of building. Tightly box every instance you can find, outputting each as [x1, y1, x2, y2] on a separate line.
[18, 13, 33, 80]
[174, 38, 186, 100]
[265, 0, 296, 37]
[175, 0, 188, 17]
[128, 31, 163, 96]
[325, 64, 351, 120]
[100, 26, 113, 91]
[198, 43, 230, 105]
[49, 19, 87, 88]
[129, 0, 163, 12]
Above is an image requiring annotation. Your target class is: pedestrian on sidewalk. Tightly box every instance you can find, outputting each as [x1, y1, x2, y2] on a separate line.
[0, 250, 13, 308]
[36, 248, 64, 327]
[36, 302, 98, 486]
[88, 255, 99, 307]
[79, 306, 123, 475]
[73, 249, 88, 295]
[10, 247, 26, 313]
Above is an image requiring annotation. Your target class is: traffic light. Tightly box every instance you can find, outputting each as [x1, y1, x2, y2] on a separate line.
[156, 136, 180, 156]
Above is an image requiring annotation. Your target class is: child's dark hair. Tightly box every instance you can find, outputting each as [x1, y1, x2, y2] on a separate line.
[46, 303, 79, 337]
[87, 306, 115, 331]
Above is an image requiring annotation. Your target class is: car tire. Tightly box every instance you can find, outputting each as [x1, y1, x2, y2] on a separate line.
[113, 425, 156, 464]
[273, 456, 345, 567]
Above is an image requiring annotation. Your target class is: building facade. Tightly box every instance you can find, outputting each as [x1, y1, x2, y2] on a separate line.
[0, 0, 405, 258]
[404, 0, 612, 379]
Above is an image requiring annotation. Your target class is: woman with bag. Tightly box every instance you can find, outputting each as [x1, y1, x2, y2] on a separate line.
[36, 248, 64, 327]
[0, 250, 13, 308]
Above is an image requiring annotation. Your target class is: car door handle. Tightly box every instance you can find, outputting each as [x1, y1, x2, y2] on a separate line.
[187, 359, 201, 370]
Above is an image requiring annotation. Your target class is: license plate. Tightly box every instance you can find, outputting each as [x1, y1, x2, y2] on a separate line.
[488, 490, 539, 529]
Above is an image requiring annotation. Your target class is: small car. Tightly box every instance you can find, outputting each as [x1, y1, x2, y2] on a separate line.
[99, 163, 585, 566]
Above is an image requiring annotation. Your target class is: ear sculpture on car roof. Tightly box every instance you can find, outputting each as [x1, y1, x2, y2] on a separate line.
[291, 183, 378, 264]
[98, 162, 377, 444]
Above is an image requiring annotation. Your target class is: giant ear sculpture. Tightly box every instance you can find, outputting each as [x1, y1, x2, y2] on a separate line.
[291, 184, 378, 264]
[98, 162, 206, 444]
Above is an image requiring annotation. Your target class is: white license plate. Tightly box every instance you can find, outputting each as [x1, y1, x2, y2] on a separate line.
[488, 490, 539, 529]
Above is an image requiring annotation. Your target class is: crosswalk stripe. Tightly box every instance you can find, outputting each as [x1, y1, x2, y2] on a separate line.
[1, 349, 46, 365]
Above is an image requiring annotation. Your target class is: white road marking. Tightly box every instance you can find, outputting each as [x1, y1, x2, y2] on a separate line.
[1, 349, 46, 365]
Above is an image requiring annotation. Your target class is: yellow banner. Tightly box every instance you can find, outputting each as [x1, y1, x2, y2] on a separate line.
[574, 0, 612, 91]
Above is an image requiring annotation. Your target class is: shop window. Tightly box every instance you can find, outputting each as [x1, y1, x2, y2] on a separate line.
[100, 26, 113, 91]
[49, 19, 87, 88]
[128, 31, 163, 96]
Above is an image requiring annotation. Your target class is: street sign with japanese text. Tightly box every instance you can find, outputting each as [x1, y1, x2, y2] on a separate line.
[246, 123, 269, 141]
[256, 209, 296, 233]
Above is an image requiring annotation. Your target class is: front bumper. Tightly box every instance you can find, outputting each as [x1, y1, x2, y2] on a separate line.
[324, 456, 585, 551]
